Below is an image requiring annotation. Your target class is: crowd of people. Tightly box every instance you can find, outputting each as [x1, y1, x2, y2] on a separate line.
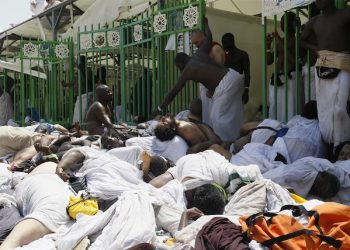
[1, 0, 350, 249]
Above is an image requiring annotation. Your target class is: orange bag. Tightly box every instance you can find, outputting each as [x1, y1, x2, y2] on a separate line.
[240, 203, 350, 250]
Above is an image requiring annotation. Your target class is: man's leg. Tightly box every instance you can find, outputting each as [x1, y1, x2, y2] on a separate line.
[0, 219, 51, 250]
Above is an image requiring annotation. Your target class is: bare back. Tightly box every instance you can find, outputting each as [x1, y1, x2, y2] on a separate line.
[184, 52, 228, 92]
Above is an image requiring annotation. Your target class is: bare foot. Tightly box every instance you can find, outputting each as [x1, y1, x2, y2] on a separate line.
[140, 151, 152, 176]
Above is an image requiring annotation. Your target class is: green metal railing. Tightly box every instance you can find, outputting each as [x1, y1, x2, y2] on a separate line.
[262, 0, 347, 122]
[16, 39, 74, 126]
[76, 0, 204, 124]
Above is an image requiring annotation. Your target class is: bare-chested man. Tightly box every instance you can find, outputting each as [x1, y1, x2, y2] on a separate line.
[190, 20, 226, 127]
[301, 0, 350, 149]
[85, 84, 114, 135]
[222, 33, 250, 104]
[153, 18, 244, 141]
[154, 114, 221, 154]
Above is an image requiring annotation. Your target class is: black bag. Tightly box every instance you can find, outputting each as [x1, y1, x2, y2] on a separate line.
[316, 66, 340, 79]
[69, 176, 87, 193]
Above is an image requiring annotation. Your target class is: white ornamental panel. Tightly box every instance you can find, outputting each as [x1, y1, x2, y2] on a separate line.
[23, 42, 39, 58]
[153, 12, 167, 34]
[93, 32, 106, 48]
[134, 24, 143, 42]
[107, 31, 120, 47]
[183, 5, 198, 29]
[55, 43, 69, 59]
[80, 34, 92, 50]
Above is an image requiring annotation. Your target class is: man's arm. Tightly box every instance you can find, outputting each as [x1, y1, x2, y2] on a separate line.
[94, 103, 114, 129]
[300, 20, 318, 53]
[156, 72, 189, 112]
[149, 172, 174, 188]
[197, 17, 213, 54]
[56, 150, 85, 181]
[187, 125, 222, 154]
[243, 51, 250, 88]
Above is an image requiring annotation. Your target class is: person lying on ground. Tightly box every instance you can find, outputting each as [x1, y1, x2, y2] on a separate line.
[0, 162, 72, 250]
[150, 150, 262, 204]
[154, 114, 221, 154]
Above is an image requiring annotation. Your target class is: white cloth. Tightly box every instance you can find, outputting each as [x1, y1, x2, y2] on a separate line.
[15, 173, 72, 232]
[230, 143, 283, 174]
[0, 126, 34, 157]
[0, 163, 26, 190]
[168, 150, 262, 193]
[30, 0, 47, 15]
[199, 83, 213, 127]
[0, 91, 13, 126]
[272, 115, 326, 163]
[269, 71, 298, 122]
[57, 191, 157, 250]
[107, 146, 143, 166]
[72, 92, 93, 124]
[125, 135, 188, 163]
[326, 160, 350, 205]
[210, 68, 244, 141]
[251, 119, 283, 144]
[263, 157, 333, 198]
[175, 110, 190, 121]
[225, 179, 295, 224]
[302, 65, 316, 101]
[73, 149, 145, 201]
[315, 69, 350, 146]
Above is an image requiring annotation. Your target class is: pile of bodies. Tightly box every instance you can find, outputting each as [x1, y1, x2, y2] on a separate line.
[0, 108, 350, 250]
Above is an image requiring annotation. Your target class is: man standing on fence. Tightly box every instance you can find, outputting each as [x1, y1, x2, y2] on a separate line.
[301, 0, 350, 150]
[153, 18, 244, 141]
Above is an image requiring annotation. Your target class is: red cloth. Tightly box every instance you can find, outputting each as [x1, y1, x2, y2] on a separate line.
[195, 217, 250, 250]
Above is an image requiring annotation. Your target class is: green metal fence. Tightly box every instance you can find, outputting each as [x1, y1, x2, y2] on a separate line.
[76, 0, 204, 124]
[261, 0, 348, 122]
[17, 39, 74, 126]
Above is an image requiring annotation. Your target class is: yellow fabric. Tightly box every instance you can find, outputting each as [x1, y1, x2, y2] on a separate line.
[290, 193, 307, 204]
[316, 50, 350, 73]
[67, 196, 98, 220]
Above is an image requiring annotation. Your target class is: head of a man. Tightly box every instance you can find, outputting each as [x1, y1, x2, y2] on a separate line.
[175, 52, 191, 71]
[221, 33, 235, 52]
[280, 12, 298, 33]
[302, 100, 318, 120]
[101, 130, 123, 150]
[149, 156, 172, 177]
[187, 184, 226, 215]
[336, 142, 350, 161]
[315, 0, 335, 11]
[191, 30, 206, 48]
[154, 114, 176, 141]
[309, 171, 340, 199]
[96, 84, 112, 103]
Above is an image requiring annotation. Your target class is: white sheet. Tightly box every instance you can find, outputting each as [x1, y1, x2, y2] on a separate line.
[230, 143, 283, 174]
[272, 115, 326, 163]
[210, 68, 244, 141]
[269, 71, 298, 122]
[15, 172, 72, 232]
[315, 69, 350, 146]
[168, 150, 262, 193]
[125, 135, 188, 163]
[57, 190, 157, 250]
[251, 119, 283, 144]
